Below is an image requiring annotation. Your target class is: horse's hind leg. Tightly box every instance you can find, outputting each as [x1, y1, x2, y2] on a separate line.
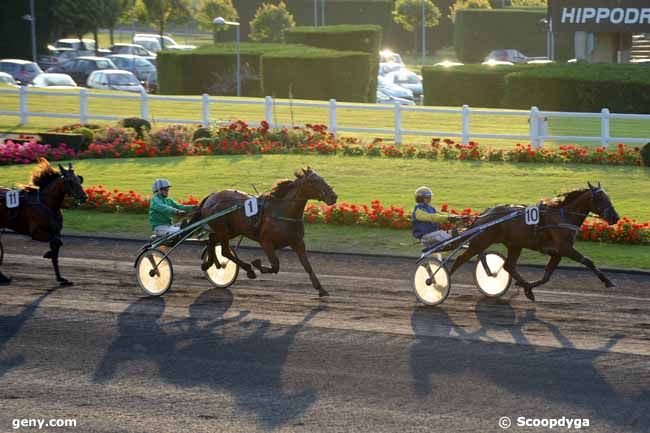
[502, 246, 537, 301]
[252, 240, 279, 274]
[292, 240, 328, 297]
[448, 236, 492, 276]
[201, 234, 218, 272]
[218, 238, 257, 279]
[566, 247, 615, 288]
[49, 237, 72, 287]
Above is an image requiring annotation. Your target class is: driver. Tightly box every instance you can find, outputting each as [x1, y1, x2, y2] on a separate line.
[149, 178, 197, 237]
[412, 186, 463, 248]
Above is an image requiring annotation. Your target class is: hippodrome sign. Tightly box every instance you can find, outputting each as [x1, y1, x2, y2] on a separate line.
[550, 0, 650, 32]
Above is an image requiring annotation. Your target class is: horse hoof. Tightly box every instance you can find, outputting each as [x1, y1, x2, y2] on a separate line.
[201, 262, 212, 272]
[251, 259, 262, 270]
[0, 277, 12, 286]
[524, 289, 536, 302]
[59, 280, 73, 287]
[246, 271, 257, 279]
[318, 288, 329, 297]
[605, 282, 616, 289]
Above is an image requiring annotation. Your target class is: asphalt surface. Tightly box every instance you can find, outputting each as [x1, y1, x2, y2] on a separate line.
[0, 234, 649, 433]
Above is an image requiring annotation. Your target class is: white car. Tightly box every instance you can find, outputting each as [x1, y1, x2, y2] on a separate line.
[377, 88, 414, 105]
[377, 75, 413, 101]
[30, 73, 77, 88]
[87, 70, 145, 93]
[133, 33, 196, 51]
[379, 49, 404, 65]
[384, 70, 423, 100]
[0, 71, 18, 87]
[378, 62, 405, 76]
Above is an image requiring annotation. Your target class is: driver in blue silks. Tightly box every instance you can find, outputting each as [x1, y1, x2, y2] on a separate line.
[412, 186, 463, 248]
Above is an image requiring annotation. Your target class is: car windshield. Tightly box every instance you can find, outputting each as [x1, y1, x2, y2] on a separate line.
[108, 74, 139, 85]
[96, 60, 113, 69]
[111, 58, 129, 68]
[45, 75, 74, 86]
[23, 63, 42, 73]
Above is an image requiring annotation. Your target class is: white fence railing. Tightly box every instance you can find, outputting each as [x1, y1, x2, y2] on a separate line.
[1, 87, 650, 148]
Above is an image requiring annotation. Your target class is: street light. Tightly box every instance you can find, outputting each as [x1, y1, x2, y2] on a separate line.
[213, 16, 241, 97]
[22, 0, 37, 63]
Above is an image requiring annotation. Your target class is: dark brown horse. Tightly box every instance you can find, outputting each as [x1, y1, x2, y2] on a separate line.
[196, 167, 337, 297]
[0, 158, 87, 286]
[449, 182, 620, 301]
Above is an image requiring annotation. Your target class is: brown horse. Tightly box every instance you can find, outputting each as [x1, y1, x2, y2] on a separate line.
[195, 167, 337, 297]
[0, 158, 87, 286]
[449, 182, 620, 301]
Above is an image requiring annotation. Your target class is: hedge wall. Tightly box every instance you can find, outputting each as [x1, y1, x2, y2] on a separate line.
[503, 64, 650, 113]
[454, 9, 573, 63]
[158, 43, 290, 96]
[262, 48, 373, 102]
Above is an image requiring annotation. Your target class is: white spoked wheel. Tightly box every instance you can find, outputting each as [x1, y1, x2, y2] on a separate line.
[413, 257, 451, 306]
[135, 249, 174, 297]
[203, 245, 239, 289]
[474, 251, 512, 298]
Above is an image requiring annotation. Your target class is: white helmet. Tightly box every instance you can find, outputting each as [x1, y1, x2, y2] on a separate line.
[415, 186, 433, 201]
[152, 178, 171, 193]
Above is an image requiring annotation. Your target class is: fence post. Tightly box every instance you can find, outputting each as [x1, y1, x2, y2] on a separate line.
[201, 93, 210, 126]
[140, 89, 149, 120]
[394, 102, 402, 144]
[530, 106, 540, 148]
[19, 85, 28, 125]
[329, 99, 337, 136]
[79, 88, 88, 124]
[264, 96, 273, 127]
[461, 104, 470, 144]
[601, 108, 610, 148]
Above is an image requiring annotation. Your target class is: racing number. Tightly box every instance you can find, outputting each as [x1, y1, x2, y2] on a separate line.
[525, 205, 539, 225]
[244, 198, 258, 217]
[6, 190, 19, 209]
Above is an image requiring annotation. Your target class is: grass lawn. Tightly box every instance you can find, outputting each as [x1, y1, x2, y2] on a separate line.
[2, 85, 650, 150]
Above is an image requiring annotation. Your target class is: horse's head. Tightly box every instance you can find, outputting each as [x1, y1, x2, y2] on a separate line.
[294, 167, 338, 205]
[588, 182, 619, 225]
[59, 163, 87, 204]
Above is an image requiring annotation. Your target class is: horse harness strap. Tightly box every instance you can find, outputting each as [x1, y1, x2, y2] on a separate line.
[534, 205, 582, 233]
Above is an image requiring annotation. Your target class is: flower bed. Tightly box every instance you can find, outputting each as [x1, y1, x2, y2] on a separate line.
[79, 186, 650, 245]
[0, 121, 644, 166]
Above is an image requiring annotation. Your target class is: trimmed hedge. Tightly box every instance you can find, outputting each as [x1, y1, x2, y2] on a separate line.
[503, 64, 650, 113]
[158, 43, 291, 96]
[39, 133, 85, 152]
[262, 47, 373, 102]
[454, 9, 573, 63]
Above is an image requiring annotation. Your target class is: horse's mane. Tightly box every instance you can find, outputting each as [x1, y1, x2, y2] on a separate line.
[264, 179, 295, 199]
[30, 158, 60, 188]
[541, 188, 589, 208]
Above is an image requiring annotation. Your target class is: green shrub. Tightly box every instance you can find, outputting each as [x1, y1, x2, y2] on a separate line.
[249, 1, 296, 42]
[262, 47, 373, 102]
[119, 117, 152, 139]
[39, 133, 85, 152]
[642, 142, 650, 167]
[193, 127, 213, 141]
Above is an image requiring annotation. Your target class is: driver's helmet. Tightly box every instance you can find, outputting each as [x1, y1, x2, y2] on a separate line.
[152, 178, 171, 193]
[414, 186, 433, 203]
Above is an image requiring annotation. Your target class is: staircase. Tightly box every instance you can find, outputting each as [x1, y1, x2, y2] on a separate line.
[631, 33, 650, 61]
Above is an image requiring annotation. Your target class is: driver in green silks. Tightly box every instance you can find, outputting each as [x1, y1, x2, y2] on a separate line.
[149, 178, 197, 237]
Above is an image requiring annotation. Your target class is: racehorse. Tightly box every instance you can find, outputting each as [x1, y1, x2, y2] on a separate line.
[0, 158, 87, 286]
[195, 167, 337, 297]
[448, 182, 620, 301]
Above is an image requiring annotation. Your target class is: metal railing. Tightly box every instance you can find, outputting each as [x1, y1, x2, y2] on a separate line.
[1, 86, 650, 148]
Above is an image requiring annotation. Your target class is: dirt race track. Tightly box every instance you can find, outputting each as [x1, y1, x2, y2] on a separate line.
[0, 234, 649, 433]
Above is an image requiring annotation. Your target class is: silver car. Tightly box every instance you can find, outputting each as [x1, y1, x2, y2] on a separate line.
[384, 70, 423, 100]
[0, 59, 43, 85]
[87, 70, 145, 93]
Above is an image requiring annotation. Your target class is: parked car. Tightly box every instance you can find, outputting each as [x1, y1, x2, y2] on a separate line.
[384, 70, 423, 100]
[379, 49, 404, 65]
[133, 33, 195, 51]
[51, 38, 109, 56]
[87, 70, 145, 93]
[0, 71, 18, 87]
[378, 62, 405, 76]
[377, 88, 414, 105]
[108, 44, 156, 61]
[47, 56, 116, 86]
[38, 47, 79, 70]
[484, 49, 527, 64]
[30, 73, 77, 88]
[433, 60, 464, 67]
[0, 59, 43, 84]
[377, 75, 414, 101]
[132, 37, 162, 54]
[481, 59, 515, 66]
[106, 54, 157, 89]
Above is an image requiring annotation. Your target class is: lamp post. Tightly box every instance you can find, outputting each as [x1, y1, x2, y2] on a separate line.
[421, 0, 425, 66]
[213, 17, 241, 97]
[22, 0, 37, 63]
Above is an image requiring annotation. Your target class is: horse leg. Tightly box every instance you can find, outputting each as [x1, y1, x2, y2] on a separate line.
[201, 234, 218, 272]
[566, 247, 615, 288]
[218, 238, 257, 279]
[49, 237, 72, 287]
[502, 246, 537, 301]
[448, 236, 492, 276]
[292, 240, 328, 297]
[252, 240, 279, 274]
[527, 255, 562, 289]
[0, 271, 11, 285]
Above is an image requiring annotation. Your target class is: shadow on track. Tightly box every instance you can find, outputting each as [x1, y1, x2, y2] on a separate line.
[93, 289, 323, 430]
[409, 299, 648, 430]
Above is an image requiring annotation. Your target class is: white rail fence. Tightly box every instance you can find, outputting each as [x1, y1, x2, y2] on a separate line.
[2, 87, 650, 148]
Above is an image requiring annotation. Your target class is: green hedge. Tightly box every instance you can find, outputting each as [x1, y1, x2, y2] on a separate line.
[158, 43, 290, 96]
[503, 64, 650, 113]
[262, 47, 373, 102]
[454, 9, 573, 63]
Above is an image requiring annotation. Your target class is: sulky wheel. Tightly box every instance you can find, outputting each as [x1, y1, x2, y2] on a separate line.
[135, 249, 174, 297]
[474, 251, 512, 298]
[413, 257, 451, 306]
[202, 244, 239, 289]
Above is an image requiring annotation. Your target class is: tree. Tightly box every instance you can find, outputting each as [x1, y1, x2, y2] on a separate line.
[196, 0, 238, 33]
[141, 0, 191, 48]
[448, 0, 491, 22]
[52, 0, 101, 50]
[249, 2, 295, 43]
[103, 0, 133, 45]
[393, 0, 441, 55]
